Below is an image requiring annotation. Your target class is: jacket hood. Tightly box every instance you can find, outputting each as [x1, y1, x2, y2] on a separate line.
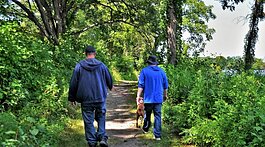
[80, 58, 102, 71]
[148, 65, 160, 71]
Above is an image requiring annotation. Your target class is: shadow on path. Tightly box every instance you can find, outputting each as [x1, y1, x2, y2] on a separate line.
[106, 82, 147, 147]
[58, 82, 148, 147]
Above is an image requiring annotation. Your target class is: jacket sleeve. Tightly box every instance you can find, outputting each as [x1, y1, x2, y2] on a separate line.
[138, 70, 145, 88]
[68, 64, 80, 102]
[162, 71, 169, 90]
[105, 67, 113, 90]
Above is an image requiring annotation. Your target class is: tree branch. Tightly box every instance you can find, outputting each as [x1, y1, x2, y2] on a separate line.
[35, 0, 59, 45]
[27, 0, 31, 10]
[61, 0, 68, 33]
[11, 0, 48, 39]
[41, 0, 57, 36]
[35, 0, 51, 35]
[120, 0, 137, 23]
[95, 1, 115, 11]
[66, 5, 79, 27]
[53, 0, 63, 35]
[66, 0, 75, 12]
[9, 10, 28, 18]
[70, 19, 137, 35]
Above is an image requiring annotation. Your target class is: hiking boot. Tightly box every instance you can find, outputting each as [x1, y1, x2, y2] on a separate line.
[88, 143, 96, 147]
[99, 139, 108, 147]
[155, 137, 161, 141]
[153, 136, 161, 141]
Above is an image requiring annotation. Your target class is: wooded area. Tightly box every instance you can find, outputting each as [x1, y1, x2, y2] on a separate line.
[1, 0, 265, 146]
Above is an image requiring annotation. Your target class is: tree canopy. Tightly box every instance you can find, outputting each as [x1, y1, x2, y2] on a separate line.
[1, 0, 265, 146]
[1, 0, 215, 64]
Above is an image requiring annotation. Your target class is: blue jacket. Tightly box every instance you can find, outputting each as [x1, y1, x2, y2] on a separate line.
[138, 65, 168, 103]
[68, 58, 113, 104]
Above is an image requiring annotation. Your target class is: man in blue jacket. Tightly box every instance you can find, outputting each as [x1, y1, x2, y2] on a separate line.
[136, 55, 168, 141]
[68, 45, 113, 147]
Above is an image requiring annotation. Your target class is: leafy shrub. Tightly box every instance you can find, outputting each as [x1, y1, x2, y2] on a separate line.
[164, 62, 196, 105]
[164, 58, 265, 146]
[0, 22, 74, 146]
[114, 56, 138, 80]
[0, 112, 19, 146]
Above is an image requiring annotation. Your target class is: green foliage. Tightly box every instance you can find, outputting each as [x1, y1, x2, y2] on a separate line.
[0, 112, 18, 146]
[114, 56, 138, 80]
[3, 0, 217, 78]
[164, 58, 265, 146]
[225, 56, 244, 71]
[252, 58, 265, 70]
[182, 0, 216, 55]
[218, 0, 244, 11]
[0, 22, 76, 146]
[164, 63, 196, 104]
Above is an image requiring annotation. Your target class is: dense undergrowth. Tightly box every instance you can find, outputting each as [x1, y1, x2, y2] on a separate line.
[0, 22, 77, 146]
[163, 59, 265, 146]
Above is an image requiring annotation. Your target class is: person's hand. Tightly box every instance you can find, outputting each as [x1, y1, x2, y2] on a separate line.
[163, 90, 168, 102]
[136, 96, 143, 105]
[163, 95, 168, 102]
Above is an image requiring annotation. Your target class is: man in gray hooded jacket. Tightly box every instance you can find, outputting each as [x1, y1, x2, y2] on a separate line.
[68, 45, 113, 147]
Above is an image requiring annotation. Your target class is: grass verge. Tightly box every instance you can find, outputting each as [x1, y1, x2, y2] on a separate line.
[57, 105, 87, 147]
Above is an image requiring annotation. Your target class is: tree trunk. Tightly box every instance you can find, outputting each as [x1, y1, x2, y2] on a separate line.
[244, 0, 263, 70]
[167, 0, 177, 64]
[167, 0, 182, 65]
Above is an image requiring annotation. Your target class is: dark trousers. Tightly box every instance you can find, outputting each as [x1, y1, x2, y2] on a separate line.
[81, 102, 108, 145]
[143, 103, 162, 138]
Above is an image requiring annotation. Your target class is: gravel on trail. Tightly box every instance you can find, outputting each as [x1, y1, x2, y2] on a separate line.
[106, 82, 148, 147]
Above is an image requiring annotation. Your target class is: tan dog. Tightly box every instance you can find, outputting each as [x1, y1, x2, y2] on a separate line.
[136, 97, 144, 128]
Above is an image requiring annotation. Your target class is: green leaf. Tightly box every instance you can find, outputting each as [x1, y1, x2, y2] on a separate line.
[5, 130, 16, 135]
[27, 117, 36, 123]
[30, 128, 39, 136]
[254, 126, 263, 131]
[37, 124, 46, 132]
[6, 139, 18, 142]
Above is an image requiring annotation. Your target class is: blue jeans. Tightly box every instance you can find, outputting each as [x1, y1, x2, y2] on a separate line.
[81, 102, 107, 145]
[143, 103, 162, 138]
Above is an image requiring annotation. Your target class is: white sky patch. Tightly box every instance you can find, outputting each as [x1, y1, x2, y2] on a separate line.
[202, 0, 265, 60]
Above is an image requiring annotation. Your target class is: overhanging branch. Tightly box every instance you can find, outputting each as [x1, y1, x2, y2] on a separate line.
[11, 0, 48, 38]
[70, 19, 137, 35]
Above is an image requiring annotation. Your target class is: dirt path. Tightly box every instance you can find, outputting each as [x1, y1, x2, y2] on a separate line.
[59, 82, 178, 147]
[106, 82, 147, 147]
